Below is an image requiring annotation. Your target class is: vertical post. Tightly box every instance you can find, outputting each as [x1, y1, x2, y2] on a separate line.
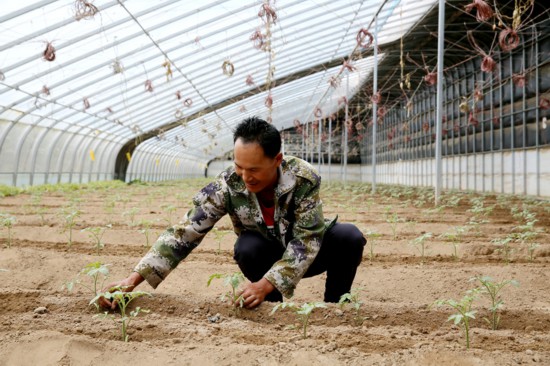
[328, 116, 332, 181]
[434, 0, 445, 205]
[371, 16, 378, 194]
[344, 74, 349, 184]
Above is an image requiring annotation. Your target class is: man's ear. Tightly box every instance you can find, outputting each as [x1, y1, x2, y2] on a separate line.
[274, 152, 283, 167]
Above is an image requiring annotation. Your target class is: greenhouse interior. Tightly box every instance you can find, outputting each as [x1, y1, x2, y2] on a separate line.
[0, 0, 549, 197]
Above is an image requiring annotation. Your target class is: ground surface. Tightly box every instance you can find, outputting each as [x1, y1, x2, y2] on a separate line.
[0, 179, 549, 366]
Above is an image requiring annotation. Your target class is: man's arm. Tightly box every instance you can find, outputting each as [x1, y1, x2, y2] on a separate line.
[264, 175, 326, 299]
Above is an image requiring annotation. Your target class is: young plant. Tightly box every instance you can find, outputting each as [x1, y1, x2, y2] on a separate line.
[122, 208, 140, 227]
[138, 219, 155, 247]
[410, 232, 433, 264]
[0, 213, 16, 248]
[433, 289, 480, 349]
[211, 227, 230, 255]
[491, 236, 515, 264]
[364, 229, 382, 262]
[470, 276, 519, 330]
[64, 261, 111, 298]
[527, 243, 540, 262]
[82, 224, 112, 255]
[91, 288, 152, 342]
[162, 204, 178, 226]
[439, 226, 467, 260]
[207, 272, 246, 316]
[384, 207, 402, 240]
[271, 301, 327, 339]
[59, 208, 81, 247]
[338, 287, 366, 326]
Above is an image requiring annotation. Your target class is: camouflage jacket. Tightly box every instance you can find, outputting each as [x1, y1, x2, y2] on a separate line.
[134, 156, 336, 298]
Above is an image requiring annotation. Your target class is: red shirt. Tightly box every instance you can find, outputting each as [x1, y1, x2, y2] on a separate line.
[258, 199, 275, 228]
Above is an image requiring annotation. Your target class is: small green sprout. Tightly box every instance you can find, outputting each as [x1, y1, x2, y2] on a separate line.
[122, 208, 140, 227]
[433, 289, 480, 349]
[64, 262, 110, 310]
[137, 219, 155, 247]
[364, 230, 382, 262]
[91, 288, 152, 342]
[339, 287, 366, 326]
[271, 301, 327, 339]
[59, 208, 81, 247]
[211, 227, 231, 255]
[161, 204, 178, 226]
[82, 224, 111, 255]
[491, 236, 515, 264]
[207, 272, 246, 316]
[470, 276, 519, 330]
[0, 213, 16, 248]
[410, 232, 432, 264]
[384, 207, 402, 240]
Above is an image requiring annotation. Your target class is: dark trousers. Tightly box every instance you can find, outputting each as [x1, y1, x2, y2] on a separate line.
[233, 223, 366, 303]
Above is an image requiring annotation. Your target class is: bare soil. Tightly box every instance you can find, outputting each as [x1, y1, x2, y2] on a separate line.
[1, 180, 549, 366]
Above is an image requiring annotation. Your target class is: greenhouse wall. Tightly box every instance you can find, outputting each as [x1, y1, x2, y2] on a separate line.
[207, 146, 550, 198]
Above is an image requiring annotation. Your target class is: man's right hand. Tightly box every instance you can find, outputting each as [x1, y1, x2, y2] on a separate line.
[97, 272, 145, 310]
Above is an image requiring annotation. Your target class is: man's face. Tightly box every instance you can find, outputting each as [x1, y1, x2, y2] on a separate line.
[233, 138, 282, 193]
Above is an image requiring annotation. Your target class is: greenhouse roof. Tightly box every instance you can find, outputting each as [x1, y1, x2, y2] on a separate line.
[0, 0, 437, 165]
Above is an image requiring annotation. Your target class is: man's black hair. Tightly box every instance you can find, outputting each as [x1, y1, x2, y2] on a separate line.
[233, 116, 281, 158]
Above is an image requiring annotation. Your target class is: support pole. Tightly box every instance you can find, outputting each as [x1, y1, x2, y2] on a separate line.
[434, 0, 445, 205]
[371, 16, 378, 193]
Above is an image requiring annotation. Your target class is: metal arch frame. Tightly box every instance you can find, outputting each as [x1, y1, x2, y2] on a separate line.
[63, 0, 368, 136]
[4, 0, 381, 181]
[2, 0, 360, 174]
[0, 0, 447, 187]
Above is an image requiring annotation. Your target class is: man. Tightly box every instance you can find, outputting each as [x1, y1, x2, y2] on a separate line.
[99, 116, 365, 310]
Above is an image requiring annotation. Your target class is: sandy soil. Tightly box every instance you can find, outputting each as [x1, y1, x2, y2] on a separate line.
[1, 179, 549, 366]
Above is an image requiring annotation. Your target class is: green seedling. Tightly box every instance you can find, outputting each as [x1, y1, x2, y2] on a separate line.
[491, 236, 515, 264]
[161, 204, 178, 226]
[122, 208, 140, 227]
[207, 272, 246, 316]
[91, 288, 152, 342]
[59, 208, 81, 247]
[470, 276, 519, 330]
[103, 199, 116, 224]
[271, 301, 327, 339]
[211, 227, 231, 255]
[82, 224, 112, 255]
[410, 232, 432, 264]
[527, 243, 540, 262]
[64, 262, 110, 310]
[138, 219, 155, 247]
[433, 289, 480, 349]
[364, 229, 382, 262]
[0, 213, 16, 248]
[439, 226, 467, 260]
[384, 207, 402, 240]
[338, 287, 366, 326]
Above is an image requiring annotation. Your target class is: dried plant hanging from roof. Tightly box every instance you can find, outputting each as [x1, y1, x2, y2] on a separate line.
[74, 0, 99, 21]
[467, 31, 497, 73]
[494, 0, 535, 51]
[222, 60, 235, 76]
[464, 0, 494, 23]
[43, 42, 56, 62]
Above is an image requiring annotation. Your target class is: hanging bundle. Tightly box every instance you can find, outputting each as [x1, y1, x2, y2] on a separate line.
[144, 80, 153, 92]
[499, 28, 520, 52]
[74, 0, 99, 21]
[356, 28, 374, 48]
[222, 60, 235, 76]
[464, 0, 494, 22]
[43, 42, 56, 62]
